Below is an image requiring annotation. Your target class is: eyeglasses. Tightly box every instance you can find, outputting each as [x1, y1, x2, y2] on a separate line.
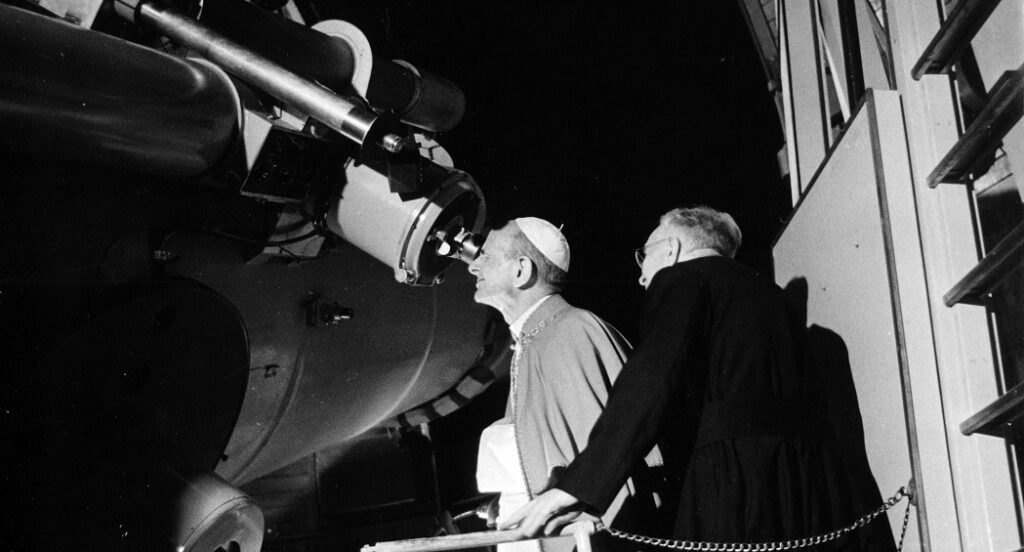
[634, 238, 672, 267]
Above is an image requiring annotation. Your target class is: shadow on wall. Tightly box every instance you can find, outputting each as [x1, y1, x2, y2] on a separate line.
[783, 277, 898, 551]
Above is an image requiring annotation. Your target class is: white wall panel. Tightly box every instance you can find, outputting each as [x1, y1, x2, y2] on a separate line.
[774, 93, 921, 549]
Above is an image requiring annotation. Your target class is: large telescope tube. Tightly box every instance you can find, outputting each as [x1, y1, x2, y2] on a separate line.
[115, 0, 402, 153]
[0, 4, 241, 178]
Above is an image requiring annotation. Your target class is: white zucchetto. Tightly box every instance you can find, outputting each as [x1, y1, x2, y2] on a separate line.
[513, 217, 570, 272]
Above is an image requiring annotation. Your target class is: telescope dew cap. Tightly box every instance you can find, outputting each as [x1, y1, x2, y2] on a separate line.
[513, 217, 570, 272]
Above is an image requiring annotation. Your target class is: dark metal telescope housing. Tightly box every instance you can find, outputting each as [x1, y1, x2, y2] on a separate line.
[0, 0, 483, 286]
[0, 2, 497, 552]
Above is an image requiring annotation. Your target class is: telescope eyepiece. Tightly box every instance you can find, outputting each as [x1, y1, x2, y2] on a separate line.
[434, 227, 482, 264]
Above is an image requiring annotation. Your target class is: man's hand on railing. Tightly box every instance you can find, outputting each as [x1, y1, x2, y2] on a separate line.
[498, 488, 583, 537]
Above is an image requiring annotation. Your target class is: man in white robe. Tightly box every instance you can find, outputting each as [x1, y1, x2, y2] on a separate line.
[469, 218, 660, 552]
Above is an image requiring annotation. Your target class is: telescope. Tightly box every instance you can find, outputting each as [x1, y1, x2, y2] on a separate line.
[1, 0, 485, 285]
[0, 3, 505, 551]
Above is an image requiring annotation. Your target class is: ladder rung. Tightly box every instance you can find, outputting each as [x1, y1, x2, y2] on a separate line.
[927, 64, 1024, 187]
[911, 0, 1004, 80]
[960, 381, 1024, 441]
[944, 221, 1024, 306]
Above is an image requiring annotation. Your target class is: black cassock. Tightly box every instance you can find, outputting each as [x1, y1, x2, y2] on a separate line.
[556, 256, 895, 551]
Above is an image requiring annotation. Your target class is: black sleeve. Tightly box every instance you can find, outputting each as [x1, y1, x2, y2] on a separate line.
[555, 269, 707, 511]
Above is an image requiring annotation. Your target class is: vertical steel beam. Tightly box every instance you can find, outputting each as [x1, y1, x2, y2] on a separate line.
[780, 0, 829, 199]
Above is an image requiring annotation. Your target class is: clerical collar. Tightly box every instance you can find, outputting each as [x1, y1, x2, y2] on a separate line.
[680, 248, 721, 262]
[509, 294, 554, 340]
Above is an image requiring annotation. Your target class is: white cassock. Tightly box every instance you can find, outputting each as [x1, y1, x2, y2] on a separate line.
[476, 422, 542, 552]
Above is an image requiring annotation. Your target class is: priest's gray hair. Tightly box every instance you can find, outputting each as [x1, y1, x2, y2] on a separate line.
[661, 206, 742, 259]
[504, 222, 568, 292]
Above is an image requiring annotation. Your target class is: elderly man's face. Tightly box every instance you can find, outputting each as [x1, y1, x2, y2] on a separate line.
[467, 227, 519, 308]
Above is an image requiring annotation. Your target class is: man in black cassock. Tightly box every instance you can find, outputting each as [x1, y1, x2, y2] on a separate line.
[501, 206, 895, 551]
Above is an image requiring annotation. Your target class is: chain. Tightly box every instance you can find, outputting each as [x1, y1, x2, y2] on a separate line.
[598, 485, 911, 552]
[896, 495, 912, 552]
